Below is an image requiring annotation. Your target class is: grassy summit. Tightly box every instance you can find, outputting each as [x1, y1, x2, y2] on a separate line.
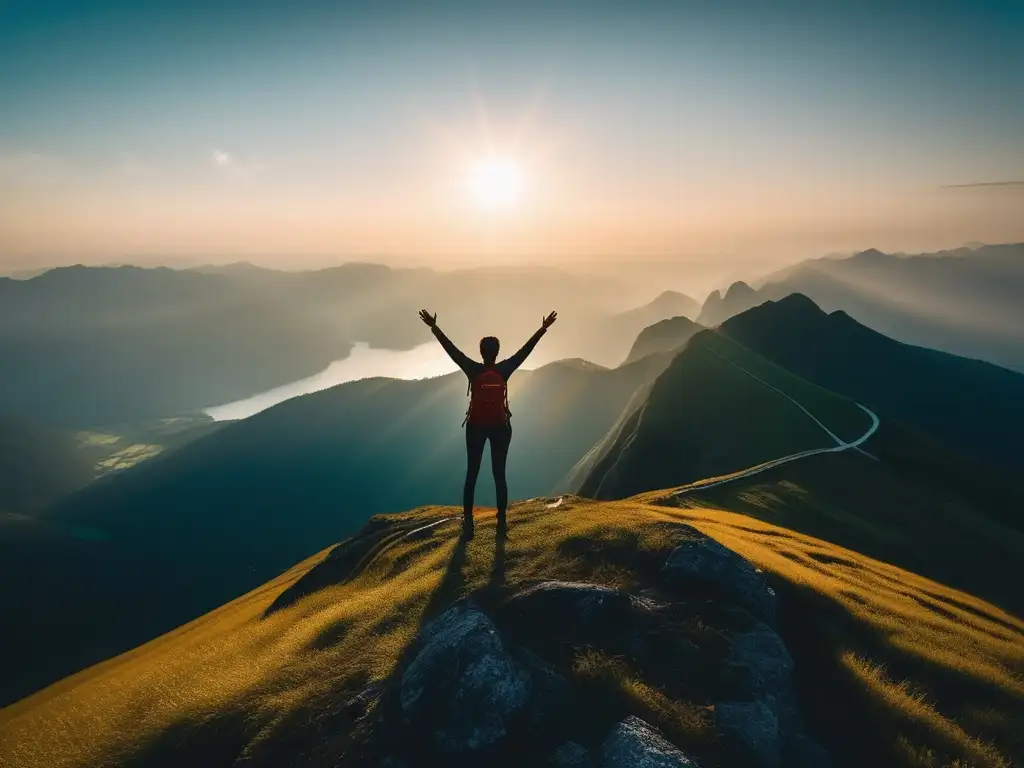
[2, 497, 1020, 767]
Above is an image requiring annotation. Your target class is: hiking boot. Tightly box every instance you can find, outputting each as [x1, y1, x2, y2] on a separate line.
[461, 514, 475, 539]
[496, 517, 508, 539]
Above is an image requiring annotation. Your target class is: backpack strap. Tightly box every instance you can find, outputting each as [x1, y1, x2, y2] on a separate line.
[462, 367, 483, 427]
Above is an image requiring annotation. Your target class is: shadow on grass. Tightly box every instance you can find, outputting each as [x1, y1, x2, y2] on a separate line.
[489, 532, 507, 591]
[773, 576, 1023, 767]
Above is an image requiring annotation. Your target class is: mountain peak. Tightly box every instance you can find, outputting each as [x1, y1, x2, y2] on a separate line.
[853, 248, 888, 261]
[718, 293, 827, 338]
[771, 292, 826, 315]
[654, 289, 686, 300]
[623, 315, 702, 364]
[724, 281, 755, 297]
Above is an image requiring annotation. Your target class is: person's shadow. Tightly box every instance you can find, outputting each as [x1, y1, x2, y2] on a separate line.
[425, 529, 470, 618]
[489, 529, 507, 590]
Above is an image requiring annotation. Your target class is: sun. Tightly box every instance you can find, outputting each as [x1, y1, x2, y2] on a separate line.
[467, 157, 525, 210]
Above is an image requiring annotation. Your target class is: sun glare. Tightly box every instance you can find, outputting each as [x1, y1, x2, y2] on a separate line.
[467, 158, 525, 210]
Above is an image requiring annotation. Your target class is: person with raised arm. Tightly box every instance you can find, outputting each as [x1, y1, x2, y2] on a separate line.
[419, 309, 557, 538]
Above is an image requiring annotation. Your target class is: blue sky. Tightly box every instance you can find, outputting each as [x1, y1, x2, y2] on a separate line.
[1, 0, 1022, 268]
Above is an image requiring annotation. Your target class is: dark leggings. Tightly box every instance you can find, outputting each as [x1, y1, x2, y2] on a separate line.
[464, 424, 512, 520]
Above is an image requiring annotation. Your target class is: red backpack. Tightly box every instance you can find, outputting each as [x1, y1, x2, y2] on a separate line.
[464, 367, 510, 427]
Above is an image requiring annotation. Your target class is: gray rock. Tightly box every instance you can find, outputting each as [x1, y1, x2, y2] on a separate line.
[716, 700, 781, 768]
[506, 581, 638, 624]
[601, 716, 700, 767]
[724, 622, 794, 702]
[501, 580, 658, 658]
[661, 535, 776, 624]
[551, 740, 595, 767]
[516, 648, 571, 734]
[400, 603, 530, 753]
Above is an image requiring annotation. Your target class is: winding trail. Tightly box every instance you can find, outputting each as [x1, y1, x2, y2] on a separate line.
[674, 347, 880, 496]
[673, 402, 878, 496]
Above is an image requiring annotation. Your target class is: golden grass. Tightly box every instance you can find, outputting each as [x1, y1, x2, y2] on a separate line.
[1, 497, 1021, 768]
[842, 653, 1009, 768]
[572, 648, 714, 751]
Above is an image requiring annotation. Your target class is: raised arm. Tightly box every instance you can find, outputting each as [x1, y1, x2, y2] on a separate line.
[500, 311, 557, 377]
[419, 309, 475, 375]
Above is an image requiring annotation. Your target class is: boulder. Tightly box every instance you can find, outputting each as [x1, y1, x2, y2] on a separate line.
[716, 700, 780, 768]
[661, 533, 776, 625]
[500, 581, 656, 657]
[504, 581, 638, 626]
[550, 740, 595, 767]
[400, 603, 530, 753]
[723, 622, 794, 702]
[600, 715, 700, 767]
[515, 647, 572, 734]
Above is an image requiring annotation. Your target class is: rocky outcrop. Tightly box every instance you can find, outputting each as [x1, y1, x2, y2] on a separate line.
[501, 580, 653, 652]
[600, 716, 700, 767]
[715, 700, 780, 768]
[399, 603, 530, 753]
[661, 529, 777, 625]
[369, 525, 827, 767]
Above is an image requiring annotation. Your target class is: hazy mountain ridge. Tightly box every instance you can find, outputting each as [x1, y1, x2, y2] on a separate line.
[623, 315, 704, 364]
[696, 281, 757, 326]
[0, 263, 698, 428]
[696, 243, 1024, 373]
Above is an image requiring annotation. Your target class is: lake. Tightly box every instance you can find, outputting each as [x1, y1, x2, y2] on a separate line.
[204, 341, 458, 421]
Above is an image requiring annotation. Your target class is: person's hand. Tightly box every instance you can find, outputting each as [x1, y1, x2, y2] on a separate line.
[418, 309, 438, 329]
[542, 311, 558, 330]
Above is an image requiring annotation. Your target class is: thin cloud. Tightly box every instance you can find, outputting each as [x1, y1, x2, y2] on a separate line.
[942, 180, 1024, 189]
[210, 149, 265, 178]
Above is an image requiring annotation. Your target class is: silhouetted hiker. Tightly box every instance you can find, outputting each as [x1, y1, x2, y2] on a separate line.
[419, 309, 558, 538]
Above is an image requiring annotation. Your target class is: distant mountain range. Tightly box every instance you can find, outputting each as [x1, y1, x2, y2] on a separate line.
[0, 264, 699, 428]
[697, 243, 1024, 373]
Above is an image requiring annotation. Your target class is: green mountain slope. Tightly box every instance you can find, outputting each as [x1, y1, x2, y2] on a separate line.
[719, 293, 1024, 473]
[0, 355, 666, 706]
[576, 319, 1024, 613]
[577, 330, 872, 500]
[0, 417, 94, 514]
[645, 416, 1024, 616]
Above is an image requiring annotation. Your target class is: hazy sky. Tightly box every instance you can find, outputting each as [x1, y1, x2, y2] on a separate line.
[1, 0, 1022, 271]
